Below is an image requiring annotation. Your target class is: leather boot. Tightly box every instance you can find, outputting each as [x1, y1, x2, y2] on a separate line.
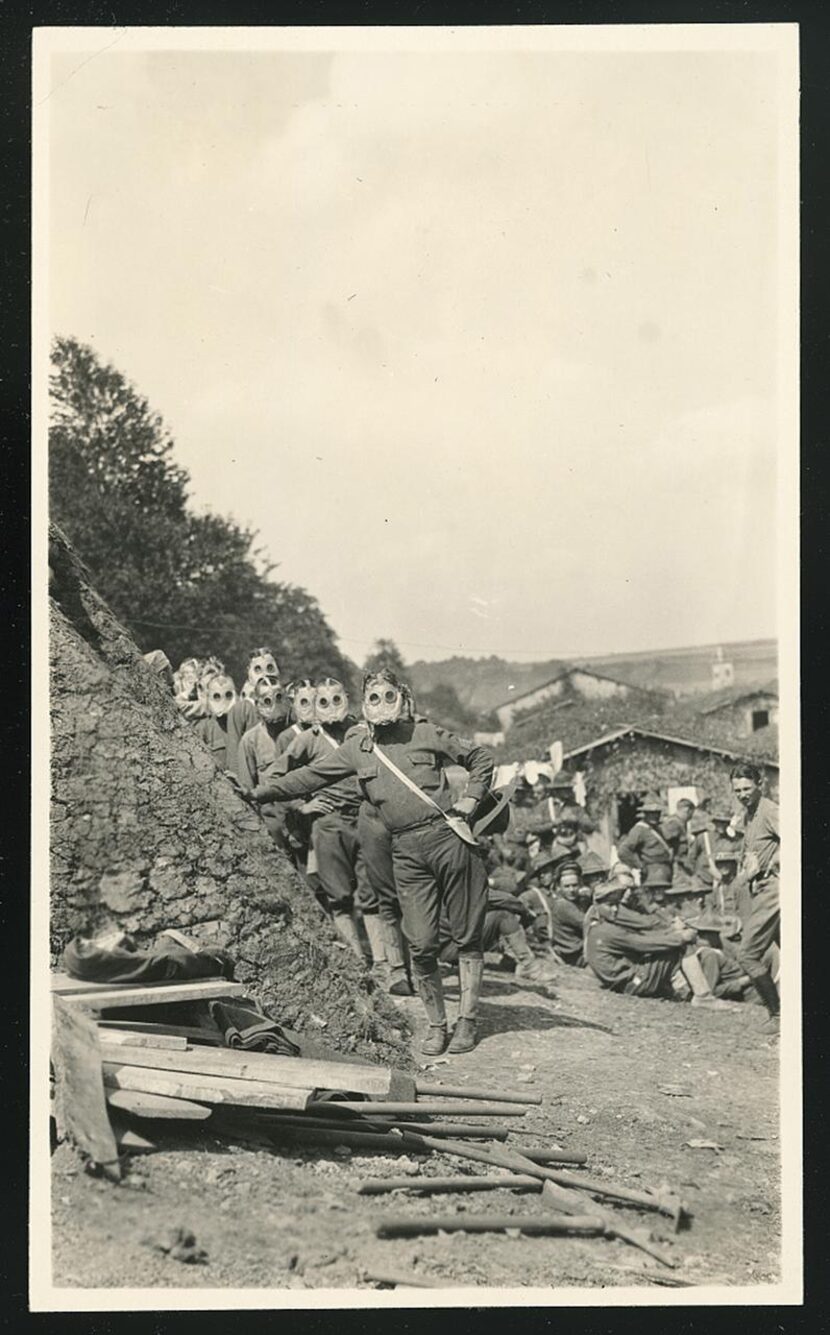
[415, 970, 448, 1055]
[448, 955, 484, 1053]
[378, 919, 413, 996]
[752, 970, 780, 1018]
[503, 929, 557, 985]
[332, 911, 367, 962]
[361, 912, 389, 984]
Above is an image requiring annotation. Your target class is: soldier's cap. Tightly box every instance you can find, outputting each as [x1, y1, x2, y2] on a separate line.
[640, 865, 675, 889]
[609, 861, 636, 883]
[531, 850, 558, 873]
[593, 876, 628, 902]
[637, 793, 664, 813]
[555, 805, 583, 828]
[578, 850, 607, 878]
[554, 859, 582, 883]
[686, 909, 741, 937]
[662, 878, 709, 897]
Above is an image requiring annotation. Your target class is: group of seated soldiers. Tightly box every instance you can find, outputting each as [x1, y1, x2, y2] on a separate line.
[488, 766, 781, 1034]
[160, 648, 781, 1047]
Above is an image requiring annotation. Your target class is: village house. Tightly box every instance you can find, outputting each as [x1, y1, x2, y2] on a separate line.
[560, 725, 779, 866]
[696, 682, 779, 737]
[494, 666, 669, 733]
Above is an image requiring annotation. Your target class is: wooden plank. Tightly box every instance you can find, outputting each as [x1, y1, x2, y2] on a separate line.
[52, 996, 121, 1181]
[102, 1064, 314, 1110]
[98, 1029, 188, 1051]
[97, 1020, 223, 1045]
[94, 1044, 392, 1095]
[106, 1089, 213, 1121]
[55, 977, 248, 1008]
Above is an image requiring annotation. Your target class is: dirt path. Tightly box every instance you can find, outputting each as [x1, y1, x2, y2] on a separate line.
[51, 961, 780, 1292]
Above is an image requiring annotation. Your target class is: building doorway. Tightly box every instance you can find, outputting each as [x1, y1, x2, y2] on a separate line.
[616, 791, 646, 839]
[751, 709, 770, 732]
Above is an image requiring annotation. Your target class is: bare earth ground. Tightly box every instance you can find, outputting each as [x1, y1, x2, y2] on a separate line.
[50, 960, 780, 1293]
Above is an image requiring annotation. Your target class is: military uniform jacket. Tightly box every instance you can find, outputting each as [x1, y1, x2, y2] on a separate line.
[272, 717, 363, 817]
[584, 901, 687, 990]
[194, 699, 257, 774]
[738, 796, 780, 882]
[549, 896, 587, 960]
[255, 717, 494, 835]
[616, 820, 674, 872]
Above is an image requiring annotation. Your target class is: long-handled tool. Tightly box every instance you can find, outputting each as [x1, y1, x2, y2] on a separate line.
[359, 1173, 543, 1195]
[375, 1213, 606, 1239]
[380, 1131, 679, 1268]
[414, 1081, 542, 1106]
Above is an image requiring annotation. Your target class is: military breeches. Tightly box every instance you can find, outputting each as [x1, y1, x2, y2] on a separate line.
[438, 908, 519, 964]
[392, 818, 488, 975]
[356, 802, 400, 923]
[310, 812, 361, 911]
[736, 878, 780, 979]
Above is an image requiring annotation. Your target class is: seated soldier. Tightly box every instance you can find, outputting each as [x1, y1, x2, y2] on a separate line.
[549, 861, 591, 966]
[583, 874, 731, 1006]
[661, 878, 750, 1000]
[546, 808, 588, 875]
[438, 889, 555, 987]
[578, 849, 608, 893]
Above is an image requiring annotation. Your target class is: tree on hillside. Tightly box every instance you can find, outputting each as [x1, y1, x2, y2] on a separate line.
[49, 336, 351, 685]
[363, 638, 407, 678]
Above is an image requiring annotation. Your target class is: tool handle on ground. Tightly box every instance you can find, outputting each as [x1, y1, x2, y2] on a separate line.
[375, 1213, 605, 1239]
[358, 1174, 543, 1195]
[415, 1081, 543, 1106]
[308, 1100, 526, 1117]
[539, 1167, 676, 1216]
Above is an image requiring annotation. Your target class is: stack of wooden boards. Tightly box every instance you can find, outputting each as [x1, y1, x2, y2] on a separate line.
[51, 972, 688, 1273]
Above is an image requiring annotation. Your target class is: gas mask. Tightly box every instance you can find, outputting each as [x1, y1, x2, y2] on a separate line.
[315, 678, 349, 725]
[363, 675, 406, 727]
[247, 648, 280, 690]
[206, 673, 237, 719]
[174, 658, 203, 700]
[254, 679, 288, 724]
[289, 680, 316, 726]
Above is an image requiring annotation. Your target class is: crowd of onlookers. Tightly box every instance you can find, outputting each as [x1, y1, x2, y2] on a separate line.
[143, 646, 782, 1045]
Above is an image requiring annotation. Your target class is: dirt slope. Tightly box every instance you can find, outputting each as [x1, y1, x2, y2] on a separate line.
[48, 524, 408, 1064]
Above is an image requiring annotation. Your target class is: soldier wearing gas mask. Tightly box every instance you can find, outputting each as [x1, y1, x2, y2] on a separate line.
[252, 668, 495, 1054]
[240, 646, 281, 701]
[193, 664, 257, 773]
[268, 676, 375, 964]
[236, 677, 294, 848]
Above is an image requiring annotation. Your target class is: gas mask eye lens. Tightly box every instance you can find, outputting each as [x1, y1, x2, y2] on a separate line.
[369, 693, 381, 705]
[318, 697, 329, 709]
[384, 689, 397, 702]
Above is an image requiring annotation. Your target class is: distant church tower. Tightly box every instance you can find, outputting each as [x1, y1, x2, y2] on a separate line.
[711, 645, 735, 690]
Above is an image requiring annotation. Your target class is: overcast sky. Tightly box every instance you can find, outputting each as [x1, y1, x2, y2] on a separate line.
[46, 38, 787, 665]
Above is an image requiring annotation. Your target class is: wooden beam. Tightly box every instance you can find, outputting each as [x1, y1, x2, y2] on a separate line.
[307, 1100, 526, 1117]
[52, 996, 121, 1181]
[97, 1020, 223, 1045]
[97, 1029, 188, 1051]
[96, 1044, 393, 1095]
[54, 976, 248, 1008]
[102, 1064, 314, 1110]
[106, 1089, 213, 1121]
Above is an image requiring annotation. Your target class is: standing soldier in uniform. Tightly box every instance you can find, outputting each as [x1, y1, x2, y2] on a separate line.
[616, 794, 675, 890]
[251, 668, 495, 1054]
[730, 763, 781, 1034]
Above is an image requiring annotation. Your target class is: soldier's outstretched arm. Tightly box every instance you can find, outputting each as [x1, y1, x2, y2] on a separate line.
[254, 738, 358, 803]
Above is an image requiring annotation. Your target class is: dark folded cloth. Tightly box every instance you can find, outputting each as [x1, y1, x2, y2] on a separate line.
[208, 1001, 302, 1055]
[62, 935, 236, 985]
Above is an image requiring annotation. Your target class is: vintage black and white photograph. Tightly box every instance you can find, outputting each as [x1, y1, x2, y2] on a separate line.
[31, 24, 801, 1308]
